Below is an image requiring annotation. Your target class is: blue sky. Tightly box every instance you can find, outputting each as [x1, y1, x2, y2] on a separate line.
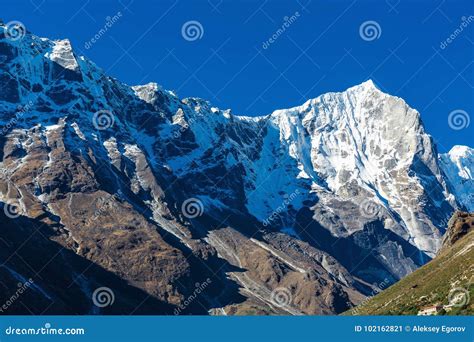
[2, 0, 473, 152]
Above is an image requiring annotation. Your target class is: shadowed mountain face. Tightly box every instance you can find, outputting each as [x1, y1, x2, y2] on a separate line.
[0, 24, 472, 315]
[346, 212, 474, 315]
[0, 207, 180, 315]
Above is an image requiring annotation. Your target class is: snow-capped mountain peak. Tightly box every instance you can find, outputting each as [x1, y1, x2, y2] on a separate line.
[440, 145, 474, 212]
[45, 39, 79, 71]
[447, 145, 473, 161]
[347, 78, 379, 92]
[238, 79, 460, 259]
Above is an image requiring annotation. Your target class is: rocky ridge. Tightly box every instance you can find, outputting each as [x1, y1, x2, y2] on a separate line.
[0, 24, 472, 315]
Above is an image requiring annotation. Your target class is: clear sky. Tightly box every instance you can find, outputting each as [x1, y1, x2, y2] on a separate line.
[1, 0, 473, 152]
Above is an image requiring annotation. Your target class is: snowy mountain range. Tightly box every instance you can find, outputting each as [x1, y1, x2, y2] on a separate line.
[0, 24, 472, 315]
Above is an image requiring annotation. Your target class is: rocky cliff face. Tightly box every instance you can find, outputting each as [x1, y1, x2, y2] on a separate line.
[0, 24, 471, 315]
[440, 212, 474, 251]
[347, 211, 474, 315]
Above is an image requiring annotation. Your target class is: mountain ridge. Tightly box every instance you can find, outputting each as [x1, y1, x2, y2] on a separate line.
[0, 23, 472, 315]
